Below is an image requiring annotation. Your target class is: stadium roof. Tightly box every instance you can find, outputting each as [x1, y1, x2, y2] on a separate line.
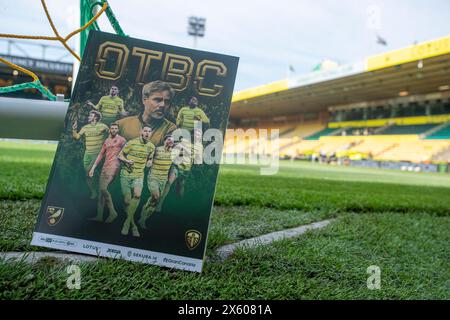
[230, 35, 450, 121]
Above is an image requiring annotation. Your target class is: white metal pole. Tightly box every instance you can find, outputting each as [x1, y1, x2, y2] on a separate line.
[0, 97, 68, 140]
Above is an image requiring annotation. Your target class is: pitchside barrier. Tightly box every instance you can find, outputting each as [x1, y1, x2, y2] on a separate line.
[349, 159, 449, 173]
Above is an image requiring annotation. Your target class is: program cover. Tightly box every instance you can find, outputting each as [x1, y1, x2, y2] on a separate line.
[31, 31, 239, 272]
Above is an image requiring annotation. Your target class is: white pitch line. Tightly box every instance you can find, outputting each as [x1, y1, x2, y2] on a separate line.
[1, 220, 334, 265]
[216, 219, 334, 261]
[0, 251, 99, 264]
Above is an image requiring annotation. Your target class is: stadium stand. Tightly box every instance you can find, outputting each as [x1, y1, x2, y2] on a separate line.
[284, 122, 325, 139]
[225, 117, 450, 163]
[304, 127, 337, 140]
[224, 114, 450, 163]
[427, 123, 450, 139]
[345, 137, 397, 158]
[380, 124, 437, 135]
[227, 35, 450, 166]
[376, 139, 450, 163]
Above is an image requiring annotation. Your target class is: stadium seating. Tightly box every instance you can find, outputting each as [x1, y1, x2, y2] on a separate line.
[225, 113, 450, 163]
[283, 139, 323, 157]
[280, 136, 354, 157]
[304, 127, 337, 140]
[427, 124, 450, 139]
[330, 101, 450, 122]
[288, 135, 448, 162]
[338, 127, 380, 136]
[379, 124, 436, 135]
[224, 123, 326, 156]
[304, 124, 442, 139]
[285, 122, 325, 139]
[376, 139, 450, 163]
[346, 137, 397, 157]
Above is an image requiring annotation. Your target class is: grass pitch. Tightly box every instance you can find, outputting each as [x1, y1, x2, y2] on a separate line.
[0, 141, 449, 299]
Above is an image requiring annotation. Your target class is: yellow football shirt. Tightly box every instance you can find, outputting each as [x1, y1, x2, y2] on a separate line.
[119, 137, 155, 178]
[176, 107, 210, 131]
[149, 146, 176, 181]
[94, 95, 125, 125]
[74, 122, 109, 155]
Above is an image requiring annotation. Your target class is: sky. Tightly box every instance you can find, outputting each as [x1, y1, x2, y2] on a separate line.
[1, 0, 450, 91]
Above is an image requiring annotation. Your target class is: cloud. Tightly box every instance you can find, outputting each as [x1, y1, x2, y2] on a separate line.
[1, 0, 450, 91]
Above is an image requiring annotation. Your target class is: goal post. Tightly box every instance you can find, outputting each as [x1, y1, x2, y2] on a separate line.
[0, 0, 125, 141]
[0, 97, 68, 140]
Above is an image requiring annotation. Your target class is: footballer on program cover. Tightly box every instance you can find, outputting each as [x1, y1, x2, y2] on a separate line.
[31, 30, 239, 272]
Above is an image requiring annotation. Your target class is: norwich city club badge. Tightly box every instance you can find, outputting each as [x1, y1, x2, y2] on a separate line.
[46, 206, 64, 226]
[185, 230, 201, 250]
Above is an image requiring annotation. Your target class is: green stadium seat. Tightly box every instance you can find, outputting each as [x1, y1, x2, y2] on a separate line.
[427, 124, 450, 140]
[380, 124, 437, 135]
[304, 128, 336, 140]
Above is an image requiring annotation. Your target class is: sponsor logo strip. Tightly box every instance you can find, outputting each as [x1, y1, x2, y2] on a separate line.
[367, 35, 450, 71]
[288, 61, 365, 89]
[31, 232, 203, 272]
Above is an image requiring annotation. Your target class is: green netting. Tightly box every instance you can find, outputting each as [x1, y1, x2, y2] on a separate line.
[80, 0, 127, 57]
[0, 80, 70, 102]
[0, 0, 126, 101]
[93, 1, 126, 36]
